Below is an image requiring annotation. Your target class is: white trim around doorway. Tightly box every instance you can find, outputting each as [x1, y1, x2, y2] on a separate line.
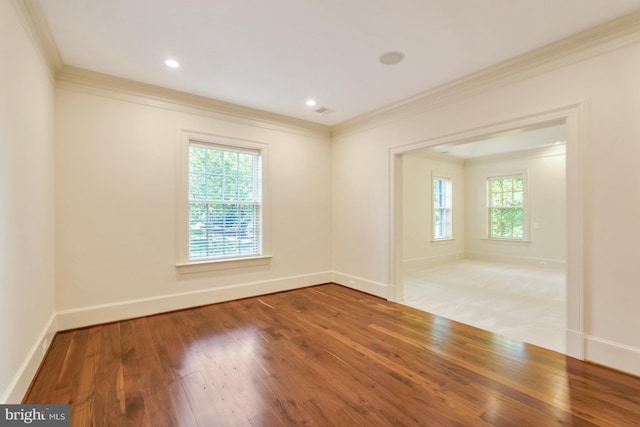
[388, 102, 585, 359]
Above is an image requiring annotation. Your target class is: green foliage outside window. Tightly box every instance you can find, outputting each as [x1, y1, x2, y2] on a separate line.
[433, 178, 452, 239]
[488, 176, 523, 239]
[188, 145, 261, 260]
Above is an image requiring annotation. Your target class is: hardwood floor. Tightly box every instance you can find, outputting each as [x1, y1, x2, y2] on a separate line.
[403, 259, 565, 352]
[24, 284, 640, 426]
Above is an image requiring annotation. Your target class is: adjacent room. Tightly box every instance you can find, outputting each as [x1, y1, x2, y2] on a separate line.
[401, 124, 567, 353]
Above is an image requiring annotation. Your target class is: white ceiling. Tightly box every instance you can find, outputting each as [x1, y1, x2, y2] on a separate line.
[36, 0, 640, 126]
[428, 123, 566, 159]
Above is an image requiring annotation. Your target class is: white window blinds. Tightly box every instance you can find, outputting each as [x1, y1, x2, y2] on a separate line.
[188, 142, 262, 261]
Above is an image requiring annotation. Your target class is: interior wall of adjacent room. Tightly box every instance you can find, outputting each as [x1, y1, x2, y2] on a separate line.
[402, 154, 465, 264]
[331, 39, 640, 372]
[54, 87, 332, 317]
[0, 2, 56, 402]
[464, 149, 566, 265]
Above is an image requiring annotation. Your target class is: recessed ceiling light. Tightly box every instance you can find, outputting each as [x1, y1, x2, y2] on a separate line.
[306, 99, 317, 107]
[379, 51, 405, 66]
[164, 59, 180, 68]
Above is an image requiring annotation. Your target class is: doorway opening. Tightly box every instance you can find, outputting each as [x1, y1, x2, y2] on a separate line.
[389, 105, 584, 358]
[402, 124, 566, 352]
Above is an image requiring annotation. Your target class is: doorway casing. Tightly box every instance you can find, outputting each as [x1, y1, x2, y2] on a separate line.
[388, 103, 584, 359]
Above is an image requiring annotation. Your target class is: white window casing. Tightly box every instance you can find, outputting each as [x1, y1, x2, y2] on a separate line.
[176, 130, 271, 273]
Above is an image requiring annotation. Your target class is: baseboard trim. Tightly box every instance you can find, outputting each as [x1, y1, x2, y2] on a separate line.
[585, 336, 640, 377]
[465, 251, 566, 268]
[56, 271, 332, 331]
[1, 313, 57, 404]
[332, 271, 390, 299]
[403, 253, 463, 269]
[566, 328, 584, 359]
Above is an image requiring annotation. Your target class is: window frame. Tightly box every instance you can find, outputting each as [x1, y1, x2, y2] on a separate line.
[176, 131, 271, 273]
[432, 174, 453, 241]
[485, 171, 529, 242]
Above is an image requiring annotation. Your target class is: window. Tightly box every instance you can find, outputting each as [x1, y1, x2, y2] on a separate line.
[188, 142, 262, 261]
[487, 175, 524, 239]
[433, 177, 452, 240]
[177, 131, 270, 271]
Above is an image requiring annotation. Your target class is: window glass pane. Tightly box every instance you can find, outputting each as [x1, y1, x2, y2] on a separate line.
[239, 154, 254, 174]
[513, 226, 524, 239]
[433, 178, 452, 239]
[208, 149, 223, 174]
[502, 222, 513, 237]
[513, 191, 523, 206]
[488, 176, 524, 239]
[238, 177, 253, 202]
[224, 151, 238, 173]
[514, 177, 523, 191]
[223, 176, 238, 200]
[189, 173, 206, 200]
[190, 147, 206, 173]
[206, 175, 222, 200]
[189, 143, 261, 261]
[189, 202, 206, 258]
[514, 208, 523, 226]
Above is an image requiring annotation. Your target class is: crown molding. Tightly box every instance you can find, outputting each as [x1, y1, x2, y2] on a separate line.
[333, 10, 640, 139]
[56, 66, 331, 140]
[11, 0, 63, 75]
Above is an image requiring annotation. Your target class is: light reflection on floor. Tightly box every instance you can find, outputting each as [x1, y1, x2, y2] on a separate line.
[402, 259, 566, 353]
[178, 326, 264, 423]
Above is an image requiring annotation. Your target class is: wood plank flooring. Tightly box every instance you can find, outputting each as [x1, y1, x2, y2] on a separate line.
[403, 259, 565, 352]
[24, 284, 640, 426]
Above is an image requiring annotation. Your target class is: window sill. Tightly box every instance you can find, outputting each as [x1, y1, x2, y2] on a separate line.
[431, 238, 455, 244]
[176, 255, 272, 274]
[481, 238, 531, 245]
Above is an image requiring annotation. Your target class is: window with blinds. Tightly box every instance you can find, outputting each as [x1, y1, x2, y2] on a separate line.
[188, 142, 262, 261]
[433, 177, 452, 240]
[487, 175, 524, 239]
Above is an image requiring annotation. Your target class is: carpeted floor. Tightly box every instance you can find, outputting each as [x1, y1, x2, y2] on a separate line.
[402, 258, 566, 353]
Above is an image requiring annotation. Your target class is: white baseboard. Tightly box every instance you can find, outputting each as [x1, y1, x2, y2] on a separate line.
[332, 271, 390, 299]
[585, 336, 640, 377]
[403, 253, 463, 269]
[565, 328, 584, 359]
[1, 313, 57, 404]
[465, 251, 566, 268]
[57, 271, 332, 331]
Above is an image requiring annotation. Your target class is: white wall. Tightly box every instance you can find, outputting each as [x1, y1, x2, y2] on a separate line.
[402, 154, 464, 265]
[0, 2, 56, 402]
[54, 84, 332, 327]
[332, 39, 640, 374]
[402, 147, 565, 268]
[464, 147, 566, 266]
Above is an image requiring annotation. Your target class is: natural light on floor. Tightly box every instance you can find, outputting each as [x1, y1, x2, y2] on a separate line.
[402, 259, 566, 353]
